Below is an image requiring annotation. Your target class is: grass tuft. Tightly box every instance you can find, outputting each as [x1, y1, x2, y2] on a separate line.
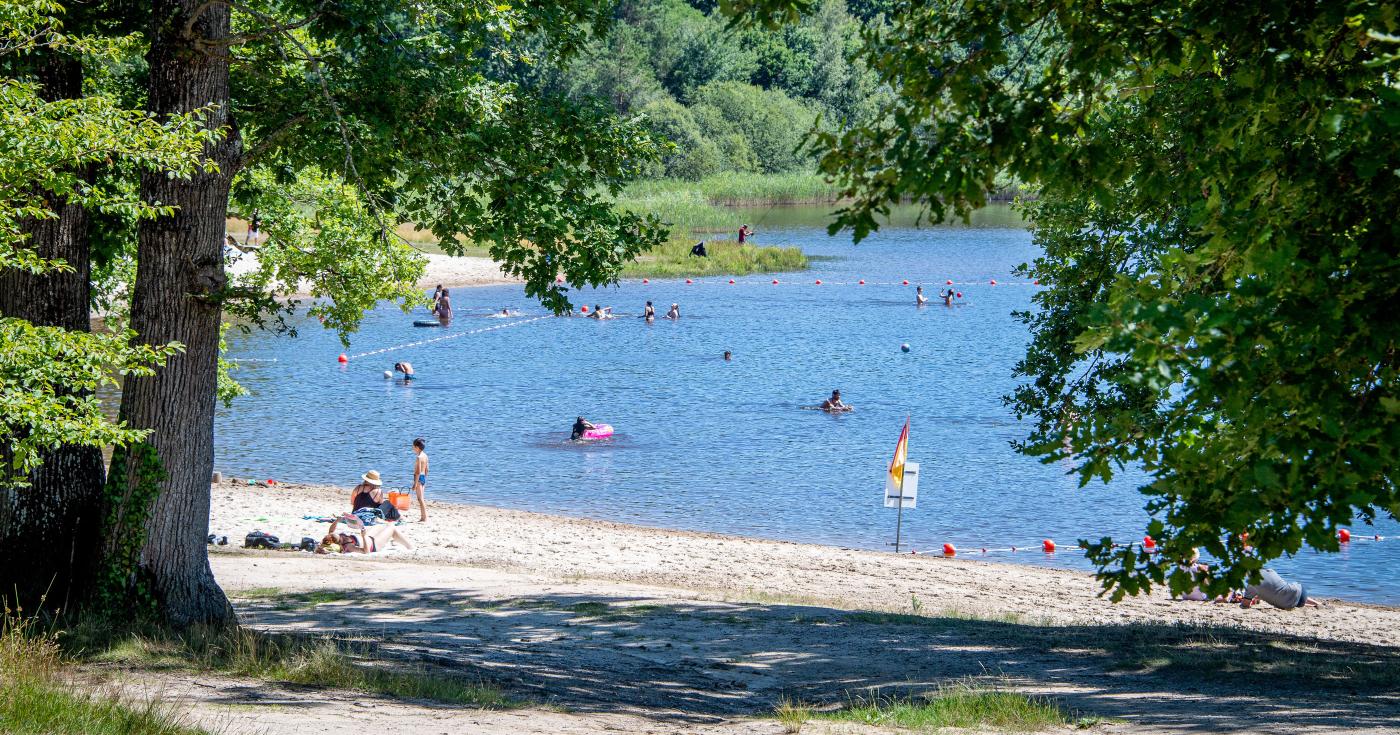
[818, 681, 1069, 731]
[2, 604, 210, 735]
[774, 696, 812, 733]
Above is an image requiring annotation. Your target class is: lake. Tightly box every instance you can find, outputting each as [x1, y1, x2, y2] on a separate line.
[217, 205, 1400, 604]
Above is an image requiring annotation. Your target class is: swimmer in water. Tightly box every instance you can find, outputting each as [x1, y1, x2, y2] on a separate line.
[643, 301, 655, 322]
[588, 304, 613, 319]
[723, 350, 732, 361]
[940, 288, 955, 306]
[571, 416, 595, 441]
[916, 286, 928, 305]
[665, 303, 680, 319]
[393, 361, 415, 381]
[821, 389, 853, 412]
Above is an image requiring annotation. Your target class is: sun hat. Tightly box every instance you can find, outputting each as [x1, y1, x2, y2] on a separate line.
[362, 470, 382, 486]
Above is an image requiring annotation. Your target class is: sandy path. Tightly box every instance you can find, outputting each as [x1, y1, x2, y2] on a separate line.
[177, 481, 1400, 733]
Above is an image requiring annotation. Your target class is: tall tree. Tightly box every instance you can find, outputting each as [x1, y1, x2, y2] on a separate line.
[0, 0, 209, 613]
[728, 0, 1400, 596]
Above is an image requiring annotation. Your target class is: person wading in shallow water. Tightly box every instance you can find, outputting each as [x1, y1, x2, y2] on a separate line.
[737, 224, 754, 244]
[411, 437, 430, 522]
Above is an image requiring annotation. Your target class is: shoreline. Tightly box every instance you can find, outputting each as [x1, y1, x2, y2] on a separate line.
[210, 479, 1400, 648]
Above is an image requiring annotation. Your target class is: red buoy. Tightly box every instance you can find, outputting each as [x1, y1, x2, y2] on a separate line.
[556, 275, 564, 283]
[729, 279, 735, 284]
[337, 354, 347, 363]
[1143, 536, 1157, 551]
[815, 279, 822, 285]
[685, 278, 693, 284]
[956, 292, 962, 298]
[1339, 528, 1352, 543]
[1042, 539, 1056, 553]
[946, 279, 953, 285]
[858, 279, 865, 285]
[990, 279, 998, 285]
[902, 279, 909, 286]
[772, 279, 779, 285]
[1033, 279, 1040, 285]
[942, 543, 956, 556]
[642, 278, 649, 284]
[580, 305, 588, 313]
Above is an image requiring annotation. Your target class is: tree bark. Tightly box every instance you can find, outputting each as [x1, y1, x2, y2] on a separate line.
[116, 0, 239, 628]
[0, 54, 108, 614]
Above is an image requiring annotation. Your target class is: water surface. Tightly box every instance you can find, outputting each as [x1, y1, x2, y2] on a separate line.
[217, 206, 1400, 604]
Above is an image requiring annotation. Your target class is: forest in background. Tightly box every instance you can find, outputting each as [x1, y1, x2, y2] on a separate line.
[531, 0, 890, 182]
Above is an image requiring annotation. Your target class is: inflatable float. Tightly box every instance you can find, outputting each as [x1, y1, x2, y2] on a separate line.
[413, 320, 443, 328]
[581, 424, 613, 440]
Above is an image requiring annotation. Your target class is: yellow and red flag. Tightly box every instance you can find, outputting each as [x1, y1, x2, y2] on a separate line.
[888, 417, 910, 486]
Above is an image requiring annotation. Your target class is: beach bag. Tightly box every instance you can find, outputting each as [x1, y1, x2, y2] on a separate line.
[387, 491, 411, 511]
[244, 531, 279, 549]
[378, 500, 401, 522]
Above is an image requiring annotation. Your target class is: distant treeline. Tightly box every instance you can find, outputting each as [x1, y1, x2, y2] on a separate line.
[516, 0, 892, 181]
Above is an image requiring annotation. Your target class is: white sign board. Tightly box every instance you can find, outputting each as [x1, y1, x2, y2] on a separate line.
[883, 461, 918, 509]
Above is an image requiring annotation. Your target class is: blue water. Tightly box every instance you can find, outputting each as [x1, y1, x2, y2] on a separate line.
[217, 214, 1400, 604]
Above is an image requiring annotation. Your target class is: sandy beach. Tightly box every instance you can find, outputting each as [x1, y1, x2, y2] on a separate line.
[225, 249, 522, 298]
[175, 480, 1400, 734]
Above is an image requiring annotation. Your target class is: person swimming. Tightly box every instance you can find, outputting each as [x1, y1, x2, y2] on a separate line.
[821, 389, 852, 412]
[643, 301, 655, 322]
[571, 416, 595, 441]
[723, 350, 732, 361]
[588, 304, 614, 319]
[916, 286, 928, 305]
[665, 303, 680, 319]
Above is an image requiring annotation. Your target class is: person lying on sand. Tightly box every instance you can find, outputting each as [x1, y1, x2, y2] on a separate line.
[1241, 568, 1321, 609]
[821, 390, 853, 412]
[317, 515, 414, 554]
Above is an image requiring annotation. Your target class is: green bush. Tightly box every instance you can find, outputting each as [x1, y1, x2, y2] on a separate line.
[691, 82, 818, 174]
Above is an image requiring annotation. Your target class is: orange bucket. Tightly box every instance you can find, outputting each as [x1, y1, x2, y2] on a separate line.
[388, 491, 410, 511]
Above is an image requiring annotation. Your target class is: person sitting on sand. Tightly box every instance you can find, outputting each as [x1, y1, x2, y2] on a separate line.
[1174, 548, 1210, 601]
[434, 288, 452, 322]
[394, 361, 415, 382]
[1241, 568, 1320, 609]
[350, 470, 400, 523]
[665, 303, 680, 319]
[317, 515, 414, 555]
[643, 301, 655, 322]
[916, 286, 928, 305]
[821, 389, 852, 412]
[571, 416, 595, 441]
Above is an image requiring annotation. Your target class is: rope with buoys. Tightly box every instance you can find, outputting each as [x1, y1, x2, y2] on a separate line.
[344, 314, 553, 360]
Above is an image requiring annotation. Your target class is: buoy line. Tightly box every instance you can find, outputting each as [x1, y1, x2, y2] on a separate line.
[345, 314, 553, 360]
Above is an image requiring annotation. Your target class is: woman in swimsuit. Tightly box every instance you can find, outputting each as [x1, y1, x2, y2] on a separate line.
[318, 517, 414, 554]
[643, 301, 655, 322]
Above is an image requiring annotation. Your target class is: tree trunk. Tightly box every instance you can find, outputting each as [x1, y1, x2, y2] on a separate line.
[0, 54, 108, 614]
[116, 0, 239, 628]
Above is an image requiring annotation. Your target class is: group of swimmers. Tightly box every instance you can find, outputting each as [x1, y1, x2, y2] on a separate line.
[589, 301, 680, 321]
[915, 285, 959, 306]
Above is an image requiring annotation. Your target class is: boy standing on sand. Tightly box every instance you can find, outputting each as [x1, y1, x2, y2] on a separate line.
[411, 437, 429, 522]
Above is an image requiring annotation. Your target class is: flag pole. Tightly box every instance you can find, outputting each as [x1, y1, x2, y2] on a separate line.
[893, 414, 909, 553]
[894, 466, 905, 553]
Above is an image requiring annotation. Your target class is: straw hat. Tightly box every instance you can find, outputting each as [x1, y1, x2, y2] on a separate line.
[361, 470, 382, 486]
